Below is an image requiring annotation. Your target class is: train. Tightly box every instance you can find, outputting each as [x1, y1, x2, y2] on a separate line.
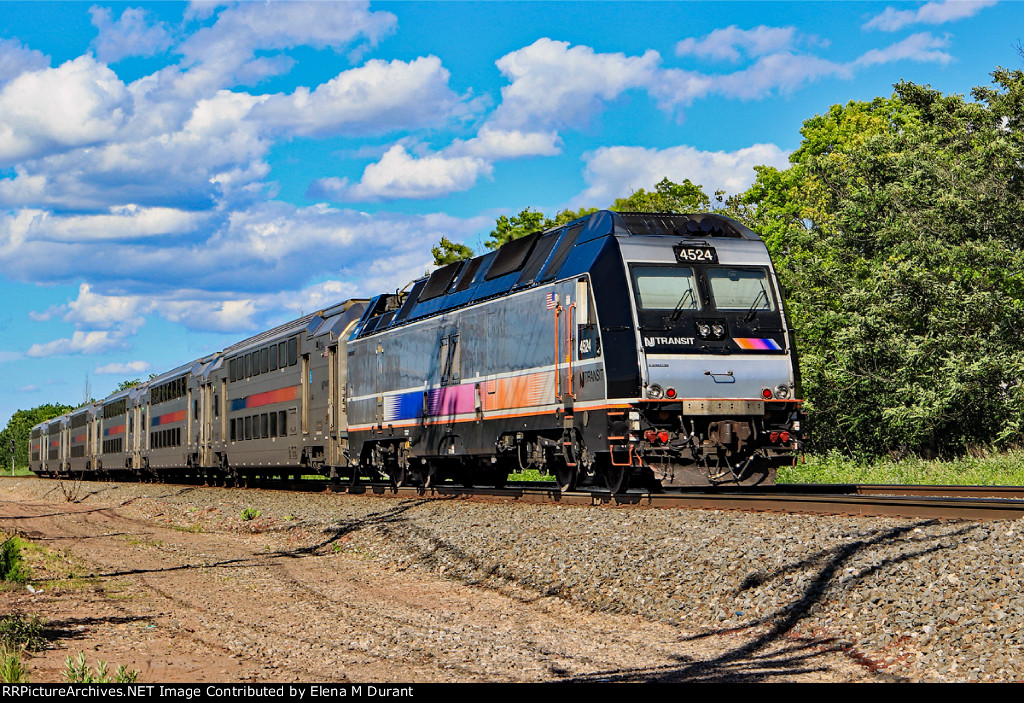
[29, 210, 803, 492]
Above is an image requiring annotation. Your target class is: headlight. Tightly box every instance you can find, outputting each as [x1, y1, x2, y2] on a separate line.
[697, 323, 711, 337]
[774, 385, 791, 399]
[711, 324, 725, 338]
[647, 384, 664, 399]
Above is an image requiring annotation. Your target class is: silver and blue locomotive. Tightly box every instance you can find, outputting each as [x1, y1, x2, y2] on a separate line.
[30, 211, 802, 491]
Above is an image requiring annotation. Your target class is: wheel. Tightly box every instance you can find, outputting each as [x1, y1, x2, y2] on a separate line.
[603, 463, 628, 494]
[555, 462, 577, 492]
[390, 464, 410, 488]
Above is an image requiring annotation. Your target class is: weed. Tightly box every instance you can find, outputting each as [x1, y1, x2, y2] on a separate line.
[0, 536, 30, 584]
[0, 646, 29, 683]
[0, 615, 46, 652]
[240, 508, 261, 521]
[63, 652, 139, 683]
[171, 524, 203, 534]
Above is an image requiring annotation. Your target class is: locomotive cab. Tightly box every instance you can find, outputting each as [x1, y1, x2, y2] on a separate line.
[610, 213, 802, 486]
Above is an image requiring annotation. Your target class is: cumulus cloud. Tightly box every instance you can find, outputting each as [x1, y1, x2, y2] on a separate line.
[89, 6, 174, 63]
[446, 127, 561, 160]
[864, 0, 997, 32]
[0, 55, 130, 164]
[572, 143, 791, 208]
[491, 38, 660, 130]
[27, 330, 129, 357]
[0, 38, 49, 86]
[176, 0, 397, 88]
[312, 145, 492, 201]
[675, 25, 799, 61]
[252, 56, 469, 137]
[94, 360, 152, 375]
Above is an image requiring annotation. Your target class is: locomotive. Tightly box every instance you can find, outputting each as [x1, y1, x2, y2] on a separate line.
[29, 210, 803, 492]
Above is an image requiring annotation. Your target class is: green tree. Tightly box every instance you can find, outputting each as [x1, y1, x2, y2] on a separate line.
[115, 379, 143, 392]
[0, 403, 74, 468]
[612, 177, 711, 213]
[740, 69, 1024, 457]
[431, 237, 474, 265]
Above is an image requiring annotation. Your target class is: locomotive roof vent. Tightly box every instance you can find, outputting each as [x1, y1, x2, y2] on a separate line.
[615, 212, 761, 241]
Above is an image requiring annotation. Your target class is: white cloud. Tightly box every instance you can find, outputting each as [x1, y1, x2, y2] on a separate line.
[177, 1, 397, 88]
[446, 127, 561, 159]
[864, 0, 997, 32]
[572, 143, 791, 208]
[854, 32, 954, 67]
[0, 38, 49, 86]
[18, 385, 39, 393]
[252, 56, 469, 137]
[89, 6, 174, 63]
[491, 38, 660, 130]
[27, 330, 129, 358]
[675, 25, 798, 62]
[0, 55, 130, 164]
[313, 145, 492, 201]
[94, 360, 152, 375]
[0, 351, 22, 363]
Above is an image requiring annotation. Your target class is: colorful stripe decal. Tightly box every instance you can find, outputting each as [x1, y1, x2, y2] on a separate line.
[72, 434, 87, 444]
[380, 371, 556, 423]
[151, 410, 186, 427]
[103, 424, 126, 437]
[230, 385, 300, 412]
[734, 337, 782, 350]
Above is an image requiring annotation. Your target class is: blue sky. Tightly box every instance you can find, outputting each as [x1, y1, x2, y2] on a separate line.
[0, 0, 1020, 425]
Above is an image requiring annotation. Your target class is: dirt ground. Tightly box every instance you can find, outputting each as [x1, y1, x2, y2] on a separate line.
[0, 477, 882, 683]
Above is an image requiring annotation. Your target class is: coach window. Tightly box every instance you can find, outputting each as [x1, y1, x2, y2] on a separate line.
[261, 414, 269, 439]
[244, 416, 252, 441]
[261, 348, 269, 374]
[253, 351, 261, 376]
[279, 410, 287, 435]
[270, 345, 278, 371]
[288, 338, 298, 366]
[279, 341, 287, 367]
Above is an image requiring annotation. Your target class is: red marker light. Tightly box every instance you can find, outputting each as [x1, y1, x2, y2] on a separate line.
[666, 387, 677, 399]
[761, 388, 773, 399]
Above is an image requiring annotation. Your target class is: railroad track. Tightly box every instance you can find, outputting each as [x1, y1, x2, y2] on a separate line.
[246, 478, 1024, 521]
[23, 474, 1024, 521]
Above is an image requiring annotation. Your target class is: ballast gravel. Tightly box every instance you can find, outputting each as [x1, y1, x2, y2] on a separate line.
[6, 478, 1024, 682]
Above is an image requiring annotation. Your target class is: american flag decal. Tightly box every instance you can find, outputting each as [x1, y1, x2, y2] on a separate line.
[546, 292, 558, 310]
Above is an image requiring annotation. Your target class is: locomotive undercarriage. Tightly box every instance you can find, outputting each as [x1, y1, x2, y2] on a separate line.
[627, 402, 801, 487]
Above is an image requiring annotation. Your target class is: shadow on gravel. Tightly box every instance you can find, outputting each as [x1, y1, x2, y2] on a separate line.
[555, 519, 976, 682]
[44, 614, 154, 645]
[87, 498, 431, 579]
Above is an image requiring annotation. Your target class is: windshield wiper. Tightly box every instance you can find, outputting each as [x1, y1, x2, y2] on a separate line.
[669, 287, 697, 322]
[742, 285, 769, 323]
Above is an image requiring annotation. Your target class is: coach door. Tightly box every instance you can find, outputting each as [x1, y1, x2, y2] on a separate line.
[199, 382, 213, 467]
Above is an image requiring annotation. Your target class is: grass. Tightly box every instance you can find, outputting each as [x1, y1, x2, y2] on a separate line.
[0, 615, 46, 653]
[240, 508, 261, 521]
[778, 448, 1024, 486]
[0, 615, 47, 684]
[64, 652, 139, 683]
[0, 536, 30, 585]
[507, 469, 555, 482]
[0, 647, 29, 683]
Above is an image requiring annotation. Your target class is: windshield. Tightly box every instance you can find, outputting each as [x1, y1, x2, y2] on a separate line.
[631, 266, 701, 310]
[706, 268, 776, 311]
